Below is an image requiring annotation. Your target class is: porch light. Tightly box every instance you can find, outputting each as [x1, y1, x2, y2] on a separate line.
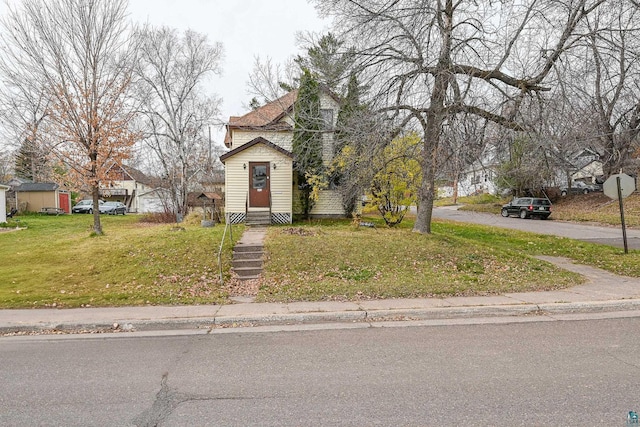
[272, 163, 277, 170]
[243, 163, 247, 170]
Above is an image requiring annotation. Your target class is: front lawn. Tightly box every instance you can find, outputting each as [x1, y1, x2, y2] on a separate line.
[255, 218, 611, 302]
[2, 211, 637, 308]
[0, 214, 241, 308]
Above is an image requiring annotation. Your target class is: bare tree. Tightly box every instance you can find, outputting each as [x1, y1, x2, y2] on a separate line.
[0, 148, 13, 182]
[568, 3, 640, 176]
[0, 73, 51, 180]
[246, 55, 299, 107]
[313, 0, 606, 233]
[134, 27, 223, 218]
[1, 0, 139, 234]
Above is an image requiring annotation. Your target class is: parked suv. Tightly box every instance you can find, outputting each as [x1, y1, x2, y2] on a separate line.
[501, 197, 552, 219]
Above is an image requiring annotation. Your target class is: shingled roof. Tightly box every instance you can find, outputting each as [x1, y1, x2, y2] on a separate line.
[224, 90, 298, 147]
[219, 136, 293, 163]
[15, 182, 60, 192]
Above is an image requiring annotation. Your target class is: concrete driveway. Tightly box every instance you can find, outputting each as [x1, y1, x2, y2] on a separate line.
[431, 205, 640, 250]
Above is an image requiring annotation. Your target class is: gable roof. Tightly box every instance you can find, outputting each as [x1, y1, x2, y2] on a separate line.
[229, 90, 298, 128]
[219, 136, 293, 163]
[224, 91, 298, 147]
[104, 163, 161, 187]
[15, 182, 60, 192]
[187, 192, 222, 207]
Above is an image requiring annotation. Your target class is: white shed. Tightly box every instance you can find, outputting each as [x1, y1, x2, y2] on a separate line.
[0, 184, 9, 223]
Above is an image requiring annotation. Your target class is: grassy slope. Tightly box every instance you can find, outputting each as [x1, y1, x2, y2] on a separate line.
[2, 194, 638, 307]
[257, 220, 587, 302]
[458, 192, 640, 227]
[0, 214, 241, 308]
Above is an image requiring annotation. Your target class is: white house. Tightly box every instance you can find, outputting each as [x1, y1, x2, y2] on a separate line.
[102, 164, 166, 213]
[456, 160, 499, 197]
[567, 148, 604, 184]
[220, 89, 345, 224]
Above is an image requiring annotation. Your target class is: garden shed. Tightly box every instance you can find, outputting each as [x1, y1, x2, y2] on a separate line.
[14, 182, 71, 213]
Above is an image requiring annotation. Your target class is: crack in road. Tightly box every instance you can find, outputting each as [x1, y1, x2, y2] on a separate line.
[133, 372, 267, 426]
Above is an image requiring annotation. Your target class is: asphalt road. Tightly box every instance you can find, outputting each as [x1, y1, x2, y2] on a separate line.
[432, 206, 640, 249]
[2, 318, 640, 426]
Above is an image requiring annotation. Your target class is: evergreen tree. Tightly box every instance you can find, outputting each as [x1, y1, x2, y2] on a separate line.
[292, 68, 324, 219]
[295, 33, 355, 94]
[14, 138, 47, 181]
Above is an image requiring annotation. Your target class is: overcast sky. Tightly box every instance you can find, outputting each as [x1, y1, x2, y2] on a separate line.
[0, 0, 332, 148]
[128, 0, 331, 145]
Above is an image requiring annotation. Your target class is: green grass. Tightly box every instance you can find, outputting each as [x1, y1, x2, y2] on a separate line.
[0, 214, 242, 308]
[3, 206, 638, 307]
[436, 194, 505, 208]
[255, 217, 603, 302]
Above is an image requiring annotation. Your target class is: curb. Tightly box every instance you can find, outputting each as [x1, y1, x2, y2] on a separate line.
[3, 299, 640, 336]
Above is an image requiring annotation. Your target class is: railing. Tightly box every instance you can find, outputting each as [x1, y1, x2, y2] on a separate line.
[217, 214, 234, 285]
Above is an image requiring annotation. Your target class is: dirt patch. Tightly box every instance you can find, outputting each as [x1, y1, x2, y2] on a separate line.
[280, 227, 319, 236]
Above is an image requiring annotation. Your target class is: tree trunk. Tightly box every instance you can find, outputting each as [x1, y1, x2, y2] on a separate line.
[90, 151, 103, 235]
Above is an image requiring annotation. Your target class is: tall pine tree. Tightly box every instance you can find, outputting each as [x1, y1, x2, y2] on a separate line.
[292, 68, 323, 219]
[295, 33, 355, 95]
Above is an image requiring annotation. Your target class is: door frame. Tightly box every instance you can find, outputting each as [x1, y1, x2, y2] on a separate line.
[248, 161, 270, 208]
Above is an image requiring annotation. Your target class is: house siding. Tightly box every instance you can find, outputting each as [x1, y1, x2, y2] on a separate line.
[224, 144, 293, 222]
[231, 130, 293, 152]
[104, 180, 160, 213]
[0, 185, 8, 222]
[309, 189, 345, 217]
[18, 191, 57, 212]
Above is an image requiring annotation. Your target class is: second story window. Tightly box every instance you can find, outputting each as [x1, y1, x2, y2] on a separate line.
[320, 109, 334, 131]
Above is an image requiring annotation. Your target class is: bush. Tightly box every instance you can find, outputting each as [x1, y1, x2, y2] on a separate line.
[182, 212, 204, 226]
[139, 211, 177, 224]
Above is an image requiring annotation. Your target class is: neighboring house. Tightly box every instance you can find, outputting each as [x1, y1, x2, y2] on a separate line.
[14, 182, 71, 213]
[438, 155, 500, 199]
[567, 149, 604, 184]
[220, 89, 345, 224]
[0, 184, 9, 223]
[102, 164, 166, 213]
[456, 160, 499, 197]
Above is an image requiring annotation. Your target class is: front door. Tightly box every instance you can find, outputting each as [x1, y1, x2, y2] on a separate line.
[58, 192, 70, 213]
[249, 162, 270, 207]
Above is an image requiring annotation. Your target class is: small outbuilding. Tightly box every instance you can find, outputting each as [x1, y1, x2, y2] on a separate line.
[188, 192, 223, 223]
[14, 182, 71, 214]
[0, 184, 9, 223]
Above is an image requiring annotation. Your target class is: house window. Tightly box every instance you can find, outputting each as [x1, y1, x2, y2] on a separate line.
[252, 165, 267, 189]
[320, 109, 334, 130]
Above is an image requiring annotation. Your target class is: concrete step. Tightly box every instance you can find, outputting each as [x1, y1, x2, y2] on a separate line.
[233, 266, 263, 278]
[234, 243, 263, 252]
[232, 258, 262, 269]
[233, 250, 263, 260]
[234, 274, 260, 281]
[246, 220, 271, 226]
[246, 212, 271, 225]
